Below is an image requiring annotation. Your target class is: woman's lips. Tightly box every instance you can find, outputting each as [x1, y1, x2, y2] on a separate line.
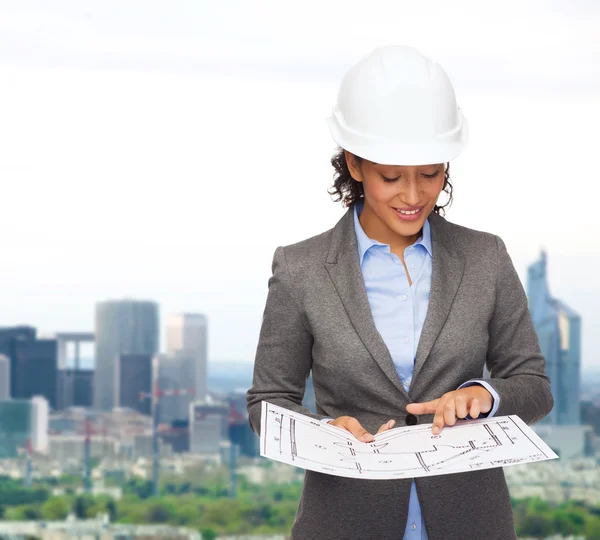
[392, 206, 423, 221]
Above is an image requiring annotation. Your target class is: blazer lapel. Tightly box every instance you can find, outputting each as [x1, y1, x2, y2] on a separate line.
[324, 208, 410, 398]
[410, 211, 465, 387]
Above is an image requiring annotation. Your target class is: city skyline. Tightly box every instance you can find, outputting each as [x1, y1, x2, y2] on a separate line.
[4, 245, 597, 370]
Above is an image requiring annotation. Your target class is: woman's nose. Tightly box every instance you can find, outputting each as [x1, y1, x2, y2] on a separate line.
[400, 180, 421, 206]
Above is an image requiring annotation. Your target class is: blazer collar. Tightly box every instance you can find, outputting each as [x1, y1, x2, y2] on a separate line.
[325, 206, 465, 397]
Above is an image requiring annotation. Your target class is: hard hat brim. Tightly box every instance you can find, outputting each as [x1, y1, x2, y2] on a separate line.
[326, 111, 469, 166]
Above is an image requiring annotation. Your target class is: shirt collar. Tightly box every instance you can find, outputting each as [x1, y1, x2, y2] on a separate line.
[353, 199, 432, 265]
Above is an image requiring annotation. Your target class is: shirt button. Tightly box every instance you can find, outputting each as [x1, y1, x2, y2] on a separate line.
[410, 523, 417, 530]
[411, 264, 417, 269]
[405, 413, 418, 425]
[401, 294, 407, 301]
[404, 337, 409, 343]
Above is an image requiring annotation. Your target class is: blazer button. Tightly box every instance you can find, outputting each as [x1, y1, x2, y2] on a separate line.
[405, 413, 418, 426]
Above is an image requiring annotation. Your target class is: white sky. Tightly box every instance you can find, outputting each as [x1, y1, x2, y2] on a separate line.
[0, 0, 598, 368]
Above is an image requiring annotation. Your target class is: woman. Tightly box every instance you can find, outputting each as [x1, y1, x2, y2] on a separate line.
[246, 46, 553, 540]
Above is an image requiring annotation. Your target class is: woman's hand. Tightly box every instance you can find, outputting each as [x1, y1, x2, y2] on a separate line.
[406, 386, 493, 434]
[327, 416, 396, 443]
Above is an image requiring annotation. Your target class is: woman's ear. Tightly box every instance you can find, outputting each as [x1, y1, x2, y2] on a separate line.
[344, 150, 364, 183]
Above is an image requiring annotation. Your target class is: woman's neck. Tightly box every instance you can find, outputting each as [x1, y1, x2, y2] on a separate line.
[358, 202, 421, 253]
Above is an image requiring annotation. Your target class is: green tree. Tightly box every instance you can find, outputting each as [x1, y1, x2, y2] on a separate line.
[73, 495, 94, 519]
[518, 514, 553, 537]
[106, 498, 117, 521]
[124, 479, 153, 500]
[585, 517, 600, 538]
[145, 502, 175, 523]
[201, 499, 241, 530]
[200, 528, 218, 540]
[41, 497, 70, 520]
[552, 509, 585, 536]
[5, 505, 42, 520]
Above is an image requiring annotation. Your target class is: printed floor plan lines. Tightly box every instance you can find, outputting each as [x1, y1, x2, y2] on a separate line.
[260, 402, 558, 480]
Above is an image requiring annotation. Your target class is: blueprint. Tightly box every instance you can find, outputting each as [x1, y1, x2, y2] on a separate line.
[260, 401, 558, 479]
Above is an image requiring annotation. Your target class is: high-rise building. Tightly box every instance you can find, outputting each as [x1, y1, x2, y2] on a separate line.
[226, 391, 259, 457]
[53, 332, 95, 410]
[166, 314, 208, 402]
[0, 355, 10, 400]
[156, 351, 196, 424]
[115, 353, 152, 415]
[527, 250, 581, 425]
[0, 396, 49, 458]
[30, 396, 49, 453]
[0, 326, 38, 401]
[57, 369, 94, 409]
[189, 401, 228, 454]
[7, 336, 58, 410]
[94, 300, 159, 411]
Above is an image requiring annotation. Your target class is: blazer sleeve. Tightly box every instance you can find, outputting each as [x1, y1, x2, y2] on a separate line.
[246, 246, 329, 436]
[480, 235, 554, 424]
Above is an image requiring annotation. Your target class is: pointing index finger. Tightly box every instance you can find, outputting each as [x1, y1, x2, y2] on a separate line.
[406, 399, 439, 415]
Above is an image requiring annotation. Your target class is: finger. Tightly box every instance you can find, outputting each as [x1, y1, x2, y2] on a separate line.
[376, 419, 396, 434]
[432, 397, 449, 434]
[443, 399, 457, 427]
[469, 398, 481, 419]
[345, 417, 374, 442]
[455, 394, 469, 419]
[406, 399, 439, 415]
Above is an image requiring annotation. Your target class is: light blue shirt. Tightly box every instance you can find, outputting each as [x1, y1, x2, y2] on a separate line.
[351, 199, 500, 539]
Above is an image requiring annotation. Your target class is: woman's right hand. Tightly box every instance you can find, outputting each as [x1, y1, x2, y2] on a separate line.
[327, 416, 396, 443]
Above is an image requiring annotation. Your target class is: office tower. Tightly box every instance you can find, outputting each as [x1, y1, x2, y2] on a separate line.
[11, 338, 58, 410]
[0, 355, 10, 400]
[54, 332, 94, 370]
[166, 314, 208, 402]
[54, 332, 95, 409]
[0, 326, 38, 399]
[0, 396, 49, 458]
[527, 250, 581, 425]
[57, 369, 94, 409]
[226, 391, 259, 457]
[229, 421, 260, 458]
[30, 396, 49, 453]
[189, 401, 228, 454]
[158, 425, 190, 453]
[115, 353, 152, 415]
[156, 351, 196, 424]
[94, 300, 159, 411]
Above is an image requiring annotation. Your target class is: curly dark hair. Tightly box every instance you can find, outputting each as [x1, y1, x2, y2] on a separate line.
[328, 148, 453, 216]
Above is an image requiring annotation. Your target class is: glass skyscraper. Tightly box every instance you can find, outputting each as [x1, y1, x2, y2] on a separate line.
[527, 250, 581, 425]
[94, 300, 159, 411]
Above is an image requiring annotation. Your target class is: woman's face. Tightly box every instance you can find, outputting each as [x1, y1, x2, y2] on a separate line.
[345, 151, 446, 249]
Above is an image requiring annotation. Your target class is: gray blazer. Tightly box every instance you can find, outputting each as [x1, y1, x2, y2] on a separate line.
[247, 206, 553, 540]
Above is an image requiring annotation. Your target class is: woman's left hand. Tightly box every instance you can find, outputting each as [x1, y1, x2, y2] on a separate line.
[405, 386, 493, 434]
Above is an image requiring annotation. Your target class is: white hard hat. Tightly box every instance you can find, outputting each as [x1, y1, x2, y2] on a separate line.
[326, 46, 468, 166]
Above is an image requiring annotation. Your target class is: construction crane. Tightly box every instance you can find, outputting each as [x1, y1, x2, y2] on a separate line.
[80, 416, 106, 493]
[23, 438, 32, 488]
[139, 374, 195, 498]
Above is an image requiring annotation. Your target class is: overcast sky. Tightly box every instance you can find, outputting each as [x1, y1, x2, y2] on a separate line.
[0, 0, 598, 369]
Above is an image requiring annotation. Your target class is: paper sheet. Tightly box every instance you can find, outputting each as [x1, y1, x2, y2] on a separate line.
[260, 401, 558, 479]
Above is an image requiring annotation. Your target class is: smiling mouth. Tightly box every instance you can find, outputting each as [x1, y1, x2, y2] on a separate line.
[393, 207, 423, 216]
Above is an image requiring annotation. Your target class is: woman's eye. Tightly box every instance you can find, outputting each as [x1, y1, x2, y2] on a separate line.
[382, 170, 439, 182]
